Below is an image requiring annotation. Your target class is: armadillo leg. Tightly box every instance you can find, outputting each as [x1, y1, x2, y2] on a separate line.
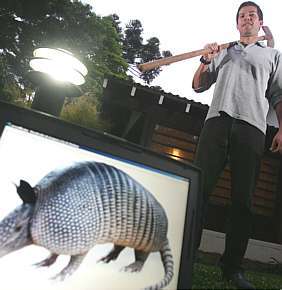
[122, 250, 149, 272]
[34, 253, 58, 267]
[98, 245, 125, 263]
[51, 253, 87, 281]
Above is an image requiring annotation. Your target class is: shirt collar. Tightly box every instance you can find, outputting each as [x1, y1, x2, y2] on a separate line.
[232, 41, 266, 48]
[255, 41, 266, 47]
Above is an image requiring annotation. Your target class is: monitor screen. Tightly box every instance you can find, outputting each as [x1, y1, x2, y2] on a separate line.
[0, 101, 201, 290]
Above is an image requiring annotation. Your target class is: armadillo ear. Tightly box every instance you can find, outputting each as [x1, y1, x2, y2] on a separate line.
[16, 180, 36, 204]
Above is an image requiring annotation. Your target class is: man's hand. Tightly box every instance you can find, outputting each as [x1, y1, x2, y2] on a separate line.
[270, 129, 282, 154]
[193, 42, 221, 91]
[271, 102, 282, 154]
[202, 43, 221, 61]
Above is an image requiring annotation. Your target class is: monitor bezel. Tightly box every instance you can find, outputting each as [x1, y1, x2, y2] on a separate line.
[0, 100, 201, 290]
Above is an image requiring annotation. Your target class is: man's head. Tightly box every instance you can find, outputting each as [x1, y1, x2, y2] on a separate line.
[236, 2, 263, 37]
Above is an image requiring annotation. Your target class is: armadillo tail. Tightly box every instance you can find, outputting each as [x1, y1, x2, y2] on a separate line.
[144, 240, 174, 290]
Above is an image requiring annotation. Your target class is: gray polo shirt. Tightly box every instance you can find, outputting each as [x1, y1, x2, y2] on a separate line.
[196, 42, 282, 134]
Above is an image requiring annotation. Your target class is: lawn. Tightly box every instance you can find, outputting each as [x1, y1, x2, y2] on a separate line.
[192, 252, 282, 289]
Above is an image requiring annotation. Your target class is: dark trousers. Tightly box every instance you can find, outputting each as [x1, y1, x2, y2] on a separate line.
[194, 113, 265, 273]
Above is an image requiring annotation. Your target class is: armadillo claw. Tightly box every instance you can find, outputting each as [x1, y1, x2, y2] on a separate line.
[120, 261, 144, 273]
[97, 245, 125, 264]
[97, 252, 118, 263]
[97, 255, 113, 263]
[50, 270, 71, 282]
[33, 253, 58, 268]
[50, 254, 86, 282]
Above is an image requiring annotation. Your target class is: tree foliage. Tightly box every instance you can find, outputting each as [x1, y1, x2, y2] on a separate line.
[0, 0, 171, 130]
[109, 17, 172, 84]
[0, 0, 128, 102]
[61, 94, 112, 131]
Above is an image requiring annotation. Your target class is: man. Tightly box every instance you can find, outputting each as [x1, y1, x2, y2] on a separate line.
[192, 1, 282, 289]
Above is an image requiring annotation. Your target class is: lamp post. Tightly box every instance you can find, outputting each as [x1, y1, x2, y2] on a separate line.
[28, 48, 88, 116]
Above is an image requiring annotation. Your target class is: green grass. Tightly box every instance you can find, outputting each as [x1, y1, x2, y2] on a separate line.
[192, 259, 282, 289]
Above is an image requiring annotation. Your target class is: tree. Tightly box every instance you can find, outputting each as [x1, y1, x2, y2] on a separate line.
[61, 94, 111, 131]
[123, 20, 143, 63]
[107, 15, 172, 84]
[122, 19, 172, 84]
[0, 0, 128, 103]
[0, 1, 171, 131]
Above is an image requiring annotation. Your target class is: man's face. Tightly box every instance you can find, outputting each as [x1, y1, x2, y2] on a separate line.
[237, 5, 263, 37]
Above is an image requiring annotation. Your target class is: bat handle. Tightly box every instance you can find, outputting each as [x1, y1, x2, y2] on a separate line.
[137, 35, 267, 72]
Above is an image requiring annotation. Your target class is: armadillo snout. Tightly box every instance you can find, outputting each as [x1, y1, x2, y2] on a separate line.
[0, 204, 33, 257]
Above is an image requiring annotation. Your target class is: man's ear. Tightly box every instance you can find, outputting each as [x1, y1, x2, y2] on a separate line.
[259, 20, 263, 27]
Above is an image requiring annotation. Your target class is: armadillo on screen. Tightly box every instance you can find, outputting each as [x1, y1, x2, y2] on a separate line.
[0, 161, 174, 290]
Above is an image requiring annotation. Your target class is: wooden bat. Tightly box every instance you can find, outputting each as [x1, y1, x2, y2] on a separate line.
[138, 30, 273, 72]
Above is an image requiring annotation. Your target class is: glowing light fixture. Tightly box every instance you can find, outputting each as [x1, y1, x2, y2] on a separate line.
[29, 48, 88, 85]
[28, 47, 88, 116]
[171, 148, 183, 161]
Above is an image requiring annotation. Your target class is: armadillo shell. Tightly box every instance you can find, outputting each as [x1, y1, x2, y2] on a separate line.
[30, 161, 168, 256]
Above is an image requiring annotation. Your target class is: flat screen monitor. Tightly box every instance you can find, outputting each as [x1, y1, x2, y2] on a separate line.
[0, 101, 201, 290]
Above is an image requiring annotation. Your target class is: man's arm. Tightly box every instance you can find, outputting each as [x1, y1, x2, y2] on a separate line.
[192, 62, 210, 91]
[192, 43, 220, 92]
[270, 101, 282, 153]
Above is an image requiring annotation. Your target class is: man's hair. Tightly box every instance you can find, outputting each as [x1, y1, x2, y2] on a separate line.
[236, 1, 263, 24]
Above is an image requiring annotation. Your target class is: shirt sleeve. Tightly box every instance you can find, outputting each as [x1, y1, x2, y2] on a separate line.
[267, 52, 282, 108]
